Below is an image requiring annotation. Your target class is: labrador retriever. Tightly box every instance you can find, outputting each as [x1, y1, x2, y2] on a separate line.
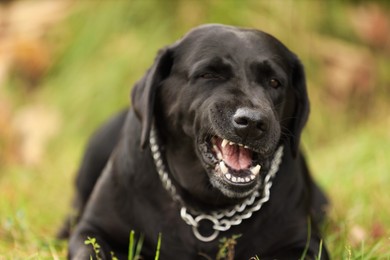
[61, 24, 329, 259]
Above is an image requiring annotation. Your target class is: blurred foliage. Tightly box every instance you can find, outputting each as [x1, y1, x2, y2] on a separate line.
[0, 0, 389, 258]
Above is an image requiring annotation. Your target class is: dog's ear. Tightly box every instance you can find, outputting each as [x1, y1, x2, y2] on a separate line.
[131, 47, 174, 149]
[289, 57, 310, 157]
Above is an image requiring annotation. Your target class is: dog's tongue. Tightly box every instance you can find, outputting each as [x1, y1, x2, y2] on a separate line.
[217, 139, 252, 170]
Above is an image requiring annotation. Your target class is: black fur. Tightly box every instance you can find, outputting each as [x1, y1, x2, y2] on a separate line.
[61, 24, 329, 259]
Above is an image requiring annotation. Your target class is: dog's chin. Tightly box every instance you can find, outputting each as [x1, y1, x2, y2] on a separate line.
[198, 135, 276, 199]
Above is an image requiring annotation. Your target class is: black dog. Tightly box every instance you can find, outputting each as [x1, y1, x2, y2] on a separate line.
[61, 24, 329, 259]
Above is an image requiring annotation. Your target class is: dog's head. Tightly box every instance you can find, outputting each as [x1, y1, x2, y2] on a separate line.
[132, 24, 309, 204]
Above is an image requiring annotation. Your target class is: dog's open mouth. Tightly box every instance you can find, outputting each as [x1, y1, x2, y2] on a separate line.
[199, 134, 266, 195]
[211, 137, 261, 184]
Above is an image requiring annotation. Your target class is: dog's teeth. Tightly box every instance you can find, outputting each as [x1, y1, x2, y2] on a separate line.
[229, 141, 235, 146]
[221, 139, 229, 148]
[245, 177, 250, 182]
[213, 144, 223, 160]
[225, 173, 232, 180]
[244, 145, 250, 149]
[240, 177, 245, 183]
[250, 174, 256, 180]
[250, 164, 261, 175]
[219, 161, 228, 174]
[232, 176, 237, 182]
[238, 143, 244, 147]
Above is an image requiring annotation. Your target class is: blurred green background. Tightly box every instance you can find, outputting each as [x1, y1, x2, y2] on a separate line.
[0, 0, 389, 258]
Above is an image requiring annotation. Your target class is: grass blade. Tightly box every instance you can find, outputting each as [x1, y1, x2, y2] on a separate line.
[155, 233, 162, 260]
[317, 239, 323, 260]
[128, 230, 135, 260]
[135, 233, 144, 259]
[300, 217, 311, 260]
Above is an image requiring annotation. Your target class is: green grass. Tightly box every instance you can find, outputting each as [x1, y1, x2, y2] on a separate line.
[0, 1, 389, 259]
[310, 119, 390, 258]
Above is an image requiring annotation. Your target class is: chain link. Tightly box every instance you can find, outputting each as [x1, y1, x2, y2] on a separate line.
[149, 126, 284, 242]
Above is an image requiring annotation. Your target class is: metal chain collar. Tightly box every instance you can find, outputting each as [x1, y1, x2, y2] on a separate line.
[149, 127, 284, 242]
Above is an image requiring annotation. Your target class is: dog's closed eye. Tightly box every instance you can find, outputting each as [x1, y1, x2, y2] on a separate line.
[200, 72, 225, 80]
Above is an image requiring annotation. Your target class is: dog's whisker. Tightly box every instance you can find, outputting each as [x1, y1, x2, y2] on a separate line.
[281, 126, 295, 138]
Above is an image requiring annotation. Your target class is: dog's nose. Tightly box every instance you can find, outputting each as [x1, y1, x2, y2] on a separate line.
[233, 108, 269, 138]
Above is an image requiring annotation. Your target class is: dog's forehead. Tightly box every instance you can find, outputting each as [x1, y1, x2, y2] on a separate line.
[175, 25, 290, 63]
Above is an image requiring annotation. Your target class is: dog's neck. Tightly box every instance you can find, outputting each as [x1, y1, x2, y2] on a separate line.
[149, 125, 284, 242]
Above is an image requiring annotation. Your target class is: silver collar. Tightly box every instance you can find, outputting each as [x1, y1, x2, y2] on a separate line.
[149, 127, 284, 242]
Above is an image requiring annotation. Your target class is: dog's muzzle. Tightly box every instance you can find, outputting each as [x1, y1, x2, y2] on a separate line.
[149, 125, 284, 242]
